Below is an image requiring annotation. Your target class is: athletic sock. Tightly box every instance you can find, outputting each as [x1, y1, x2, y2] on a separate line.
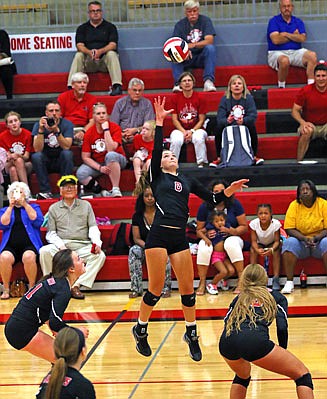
[278, 81, 286, 88]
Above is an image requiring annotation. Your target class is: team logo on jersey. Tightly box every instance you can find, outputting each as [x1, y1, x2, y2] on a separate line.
[10, 141, 25, 155]
[45, 133, 59, 148]
[187, 29, 203, 43]
[174, 181, 182, 192]
[91, 138, 106, 153]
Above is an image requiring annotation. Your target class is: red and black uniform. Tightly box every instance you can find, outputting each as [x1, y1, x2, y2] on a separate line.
[5, 276, 72, 350]
[36, 366, 96, 399]
[145, 125, 227, 255]
[219, 290, 288, 361]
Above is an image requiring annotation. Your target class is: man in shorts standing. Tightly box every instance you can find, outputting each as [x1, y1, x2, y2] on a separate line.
[267, 0, 317, 88]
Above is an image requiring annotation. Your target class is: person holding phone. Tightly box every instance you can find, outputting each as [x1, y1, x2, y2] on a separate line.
[0, 182, 43, 299]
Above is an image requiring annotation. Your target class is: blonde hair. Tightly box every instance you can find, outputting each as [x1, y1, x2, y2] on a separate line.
[4, 111, 21, 124]
[225, 74, 250, 99]
[225, 264, 277, 336]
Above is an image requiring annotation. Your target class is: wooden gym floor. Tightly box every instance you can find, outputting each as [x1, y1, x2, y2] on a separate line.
[0, 286, 326, 398]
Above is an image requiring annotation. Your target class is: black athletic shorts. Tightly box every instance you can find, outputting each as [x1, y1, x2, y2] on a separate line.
[145, 225, 189, 255]
[219, 328, 275, 362]
[2, 244, 38, 264]
[5, 316, 38, 350]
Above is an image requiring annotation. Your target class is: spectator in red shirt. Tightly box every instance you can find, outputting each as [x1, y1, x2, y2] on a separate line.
[58, 72, 96, 145]
[76, 102, 127, 197]
[170, 71, 208, 167]
[132, 120, 155, 183]
[292, 63, 327, 161]
[0, 111, 32, 184]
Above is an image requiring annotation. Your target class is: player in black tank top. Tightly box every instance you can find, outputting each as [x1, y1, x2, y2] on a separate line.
[5, 249, 89, 363]
[132, 96, 249, 362]
[219, 264, 314, 398]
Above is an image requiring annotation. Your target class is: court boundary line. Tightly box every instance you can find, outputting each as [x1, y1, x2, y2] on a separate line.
[81, 298, 136, 369]
[128, 321, 177, 398]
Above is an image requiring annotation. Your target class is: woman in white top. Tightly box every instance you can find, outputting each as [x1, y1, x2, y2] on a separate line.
[249, 203, 281, 290]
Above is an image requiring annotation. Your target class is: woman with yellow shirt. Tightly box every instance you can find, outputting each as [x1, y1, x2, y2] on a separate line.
[281, 179, 327, 294]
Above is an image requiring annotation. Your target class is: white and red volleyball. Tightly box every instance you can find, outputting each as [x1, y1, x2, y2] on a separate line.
[163, 37, 189, 63]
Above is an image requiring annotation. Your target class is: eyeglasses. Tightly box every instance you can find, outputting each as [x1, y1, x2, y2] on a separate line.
[89, 9, 102, 13]
[61, 185, 77, 191]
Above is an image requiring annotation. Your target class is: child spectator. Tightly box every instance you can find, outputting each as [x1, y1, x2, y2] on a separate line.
[200, 210, 235, 294]
[249, 203, 282, 290]
[0, 111, 32, 184]
[132, 120, 155, 183]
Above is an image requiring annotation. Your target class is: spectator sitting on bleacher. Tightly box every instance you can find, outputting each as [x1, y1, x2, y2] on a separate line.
[58, 72, 96, 146]
[31, 101, 74, 200]
[110, 78, 155, 145]
[209, 74, 264, 168]
[281, 179, 327, 294]
[196, 179, 248, 295]
[170, 71, 208, 168]
[132, 120, 155, 183]
[67, 1, 123, 96]
[76, 102, 126, 198]
[267, 0, 317, 88]
[129, 182, 172, 298]
[291, 62, 327, 162]
[0, 111, 32, 185]
[0, 182, 43, 299]
[0, 29, 17, 100]
[39, 175, 105, 300]
[171, 0, 216, 93]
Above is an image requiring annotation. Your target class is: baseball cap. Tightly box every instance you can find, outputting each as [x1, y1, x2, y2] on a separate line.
[57, 175, 78, 187]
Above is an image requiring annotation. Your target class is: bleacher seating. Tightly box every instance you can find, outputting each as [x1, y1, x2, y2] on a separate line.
[1, 61, 326, 290]
[0, 65, 307, 96]
[1, 191, 326, 289]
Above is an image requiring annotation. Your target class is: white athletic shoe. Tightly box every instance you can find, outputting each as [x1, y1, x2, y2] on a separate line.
[203, 79, 216, 92]
[102, 187, 122, 198]
[281, 280, 294, 294]
[206, 283, 218, 295]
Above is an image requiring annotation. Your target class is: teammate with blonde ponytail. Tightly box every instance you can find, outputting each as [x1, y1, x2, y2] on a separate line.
[219, 263, 314, 399]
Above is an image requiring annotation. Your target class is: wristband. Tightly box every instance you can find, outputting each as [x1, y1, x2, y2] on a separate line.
[103, 128, 109, 132]
[38, 131, 44, 135]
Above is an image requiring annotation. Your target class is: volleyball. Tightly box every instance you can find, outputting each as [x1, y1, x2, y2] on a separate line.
[163, 37, 189, 63]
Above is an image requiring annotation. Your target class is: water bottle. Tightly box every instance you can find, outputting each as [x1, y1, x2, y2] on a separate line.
[300, 269, 307, 288]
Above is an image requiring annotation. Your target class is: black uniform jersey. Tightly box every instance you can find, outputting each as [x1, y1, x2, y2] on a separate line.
[149, 126, 226, 228]
[36, 366, 96, 399]
[223, 290, 288, 348]
[10, 276, 71, 332]
[5, 277, 72, 350]
[219, 290, 288, 362]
